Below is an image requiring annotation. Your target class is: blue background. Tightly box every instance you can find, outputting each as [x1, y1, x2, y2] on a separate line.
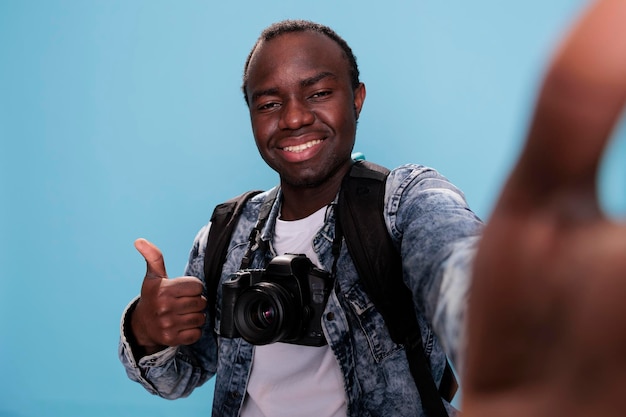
[1, 1, 624, 416]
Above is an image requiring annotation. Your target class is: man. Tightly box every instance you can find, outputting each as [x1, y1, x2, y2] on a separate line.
[120, 19, 482, 416]
[121, 1, 626, 415]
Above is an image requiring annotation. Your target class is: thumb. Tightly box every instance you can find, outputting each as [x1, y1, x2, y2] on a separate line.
[134, 238, 168, 280]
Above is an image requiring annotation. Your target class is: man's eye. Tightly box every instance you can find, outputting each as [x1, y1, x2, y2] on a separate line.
[310, 91, 331, 99]
[258, 102, 279, 111]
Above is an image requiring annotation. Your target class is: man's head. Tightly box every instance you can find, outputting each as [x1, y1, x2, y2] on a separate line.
[243, 20, 366, 191]
[242, 20, 360, 104]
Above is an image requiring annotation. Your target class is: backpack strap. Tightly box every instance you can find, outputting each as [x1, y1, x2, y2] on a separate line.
[204, 190, 263, 329]
[337, 160, 455, 417]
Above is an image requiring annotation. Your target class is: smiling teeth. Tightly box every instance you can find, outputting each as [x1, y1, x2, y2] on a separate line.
[282, 140, 322, 153]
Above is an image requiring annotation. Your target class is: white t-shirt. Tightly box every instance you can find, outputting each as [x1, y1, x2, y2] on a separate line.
[241, 206, 347, 417]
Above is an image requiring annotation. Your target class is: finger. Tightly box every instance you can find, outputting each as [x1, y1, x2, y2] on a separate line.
[177, 311, 207, 330]
[177, 327, 204, 346]
[511, 0, 626, 202]
[135, 238, 168, 280]
[169, 294, 207, 314]
[160, 277, 205, 298]
[156, 313, 206, 347]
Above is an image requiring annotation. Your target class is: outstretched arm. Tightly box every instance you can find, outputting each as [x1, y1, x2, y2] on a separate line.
[464, 1, 626, 416]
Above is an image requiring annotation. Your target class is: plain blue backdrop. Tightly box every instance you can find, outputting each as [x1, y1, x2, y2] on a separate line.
[1, 1, 624, 416]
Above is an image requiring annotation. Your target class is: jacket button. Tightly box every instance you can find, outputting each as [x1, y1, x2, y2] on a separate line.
[326, 312, 335, 321]
[230, 391, 240, 399]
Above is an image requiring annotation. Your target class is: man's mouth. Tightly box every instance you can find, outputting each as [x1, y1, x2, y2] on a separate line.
[281, 139, 323, 153]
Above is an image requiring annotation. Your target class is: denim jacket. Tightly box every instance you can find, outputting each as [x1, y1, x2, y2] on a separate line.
[119, 163, 483, 416]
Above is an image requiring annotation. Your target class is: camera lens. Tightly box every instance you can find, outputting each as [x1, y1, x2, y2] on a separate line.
[250, 299, 276, 328]
[233, 282, 301, 345]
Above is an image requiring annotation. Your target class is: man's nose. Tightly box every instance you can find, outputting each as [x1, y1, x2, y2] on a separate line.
[279, 98, 315, 130]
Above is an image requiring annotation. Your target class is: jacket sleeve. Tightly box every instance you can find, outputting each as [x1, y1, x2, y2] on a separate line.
[386, 164, 483, 374]
[117, 224, 218, 399]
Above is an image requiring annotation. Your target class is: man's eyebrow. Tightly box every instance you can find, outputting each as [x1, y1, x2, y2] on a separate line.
[251, 87, 279, 102]
[250, 72, 336, 102]
[301, 71, 336, 88]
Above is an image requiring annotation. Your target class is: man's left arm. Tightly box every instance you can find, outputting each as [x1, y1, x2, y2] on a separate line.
[387, 164, 483, 370]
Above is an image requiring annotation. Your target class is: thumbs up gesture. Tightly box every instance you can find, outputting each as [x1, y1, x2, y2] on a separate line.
[130, 238, 207, 355]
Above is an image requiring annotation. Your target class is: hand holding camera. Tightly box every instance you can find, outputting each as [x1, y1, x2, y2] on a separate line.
[130, 238, 207, 355]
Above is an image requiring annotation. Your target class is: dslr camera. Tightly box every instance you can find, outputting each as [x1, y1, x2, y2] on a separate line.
[220, 253, 333, 347]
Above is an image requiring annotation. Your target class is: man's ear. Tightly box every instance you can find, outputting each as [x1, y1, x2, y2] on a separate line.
[353, 83, 366, 119]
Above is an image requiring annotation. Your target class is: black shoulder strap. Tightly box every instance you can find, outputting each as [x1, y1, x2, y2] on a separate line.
[204, 190, 263, 326]
[337, 160, 456, 417]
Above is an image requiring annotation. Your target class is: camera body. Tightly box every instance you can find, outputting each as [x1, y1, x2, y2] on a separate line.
[220, 253, 333, 347]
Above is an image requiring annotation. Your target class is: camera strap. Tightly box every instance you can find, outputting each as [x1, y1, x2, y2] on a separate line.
[239, 187, 279, 270]
[204, 189, 263, 334]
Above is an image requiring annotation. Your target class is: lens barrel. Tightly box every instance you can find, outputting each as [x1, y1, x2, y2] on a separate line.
[233, 282, 302, 345]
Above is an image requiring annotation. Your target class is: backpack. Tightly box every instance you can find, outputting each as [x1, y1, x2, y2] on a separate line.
[203, 160, 457, 417]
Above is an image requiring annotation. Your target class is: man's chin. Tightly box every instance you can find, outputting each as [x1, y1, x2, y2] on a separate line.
[277, 158, 352, 189]
[279, 174, 325, 189]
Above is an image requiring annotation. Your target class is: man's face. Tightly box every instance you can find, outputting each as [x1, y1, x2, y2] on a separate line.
[245, 31, 365, 188]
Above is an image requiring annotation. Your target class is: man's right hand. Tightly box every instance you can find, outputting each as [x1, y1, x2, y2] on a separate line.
[463, 1, 626, 416]
[130, 238, 207, 356]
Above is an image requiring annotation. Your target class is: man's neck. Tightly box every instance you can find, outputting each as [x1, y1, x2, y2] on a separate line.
[279, 166, 350, 221]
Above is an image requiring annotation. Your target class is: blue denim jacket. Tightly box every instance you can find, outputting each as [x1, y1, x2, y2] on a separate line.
[119, 163, 483, 416]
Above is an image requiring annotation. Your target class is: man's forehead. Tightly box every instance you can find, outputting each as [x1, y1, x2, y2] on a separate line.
[251, 30, 344, 63]
[243, 29, 353, 101]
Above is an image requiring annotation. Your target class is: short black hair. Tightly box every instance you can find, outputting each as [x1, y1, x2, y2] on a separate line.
[242, 20, 360, 104]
